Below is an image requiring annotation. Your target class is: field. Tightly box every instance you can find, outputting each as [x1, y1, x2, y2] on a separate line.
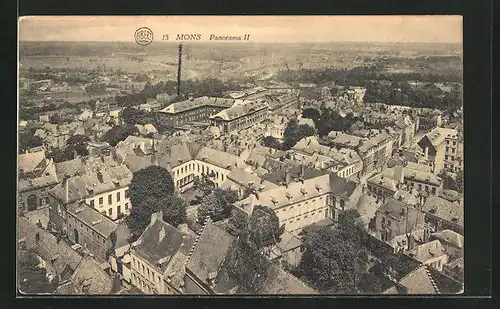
[19, 41, 463, 82]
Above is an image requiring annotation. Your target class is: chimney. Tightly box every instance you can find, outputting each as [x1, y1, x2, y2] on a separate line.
[73, 149, 78, 159]
[63, 174, 70, 202]
[177, 44, 183, 97]
[300, 164, 305, 179]
[284, 169, 291, 186]
[394, 165, 404, 184]
[151, 210, 163, 225]
[96, 169, 104, 183]
[424, 147, 429, 160]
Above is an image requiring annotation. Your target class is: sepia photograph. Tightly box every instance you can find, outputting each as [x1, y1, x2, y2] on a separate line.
[17, 16, 464, 295]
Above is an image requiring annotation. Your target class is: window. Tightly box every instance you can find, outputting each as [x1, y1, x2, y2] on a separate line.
[432, 187, 437, 194]
[117, 192, 121, 202]
[99, 197, 103, 205]
[382, 217, 385, 223]
[109, 208, 113, 216]
[387, 220, 391, 226]
[108, 195, 112, 204]
[117, 205, 121, 215]
[125, 203, 129, 210]
[125, 190, 129, 198]
[90, 200, 95, 207]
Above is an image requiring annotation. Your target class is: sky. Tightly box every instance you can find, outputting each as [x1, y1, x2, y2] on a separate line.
[19, 16, 462, 44]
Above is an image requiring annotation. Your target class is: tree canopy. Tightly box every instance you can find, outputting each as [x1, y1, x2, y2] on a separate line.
[282, 118, 316, 150]
[121, 107, 157, 126]
[247, 205, 285, 249]
[19, 132, 43, 153]
[198, 188, 239, 222]
[101, 125, 139, 147]
[66, 134, 90, 157]
[126, 166, 176, 236]
[157, 194, 188, 228]
[261, 136, 282, 150]
[296, 210, 369, 294]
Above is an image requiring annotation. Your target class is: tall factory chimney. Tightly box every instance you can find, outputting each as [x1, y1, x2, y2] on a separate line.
[177, 44, 183, 97]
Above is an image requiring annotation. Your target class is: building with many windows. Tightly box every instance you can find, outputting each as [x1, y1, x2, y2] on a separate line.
[66, 201, 118, 262]
[374, 198, 425, 243]
[130, 211, 196, 294]
[48, 164, 133, 234]
[157, 96, 237, 127]
[417, 127, 458, 174]
[209, 100, 269, 134]
[234, 172, 359, 234]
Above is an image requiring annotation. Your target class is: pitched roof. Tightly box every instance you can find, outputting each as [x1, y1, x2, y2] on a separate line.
[186, 223, 236, 286]
[18, 162, 59, 192]
[432, 230, 464, 248]
[195, 146, 241, 170]
[210, 100, 268, 121]
[134, 219, 195, 278]
[329, 173, 358, 198]
[49, 165, 132, 203]
[235, 174, 332, 214]
[275, 230, 302, 252]
[261, 166, 328, 186]
[70, 257, 113, 294]
[423, 196, 464, 227]
[158, 96, 236, 114]
[260, 265, 317, 294]
[18, 150, 46, 173]
[406, 240, 447, 263]
[397, 264, 440, 294]
[20, 217, 83, 274]
[67, 203, 118, 238]
[377, 198, 420, 222]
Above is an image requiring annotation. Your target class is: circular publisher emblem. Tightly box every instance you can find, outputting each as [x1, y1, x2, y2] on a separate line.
[134, 27, 154, 46]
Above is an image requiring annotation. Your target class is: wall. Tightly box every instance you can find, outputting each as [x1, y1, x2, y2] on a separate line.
[66, 213, 111, 262]
[273, 193, 332, 234]
[85, 187, 130, 220]
[130, 251, 166, 294]
[19, 184, 57, 213]
[48, 195, 67, 233]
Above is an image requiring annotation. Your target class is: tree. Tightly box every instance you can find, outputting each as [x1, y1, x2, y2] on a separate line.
[66, 134, 90, 157]
[199, 188, 239, 222]
[101, 125, 139, 147]
[296, 225, 368, 294]
[19, 132, 43, 153]
[225, 237, 271, 293]
[126, 166, 175, 236]
[282, 118, 316, 150]
[358, 271, 384, 294]
[228, 208, 249, 236]
[157, 194, 188, 227]
[18, 249, 56, 294]
[47, 147, 74, 163]
[261, 136, 281, 149]
[248, 205, 285, 249]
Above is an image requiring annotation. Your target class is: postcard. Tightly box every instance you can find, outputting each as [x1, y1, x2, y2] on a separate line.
[17, 15, 463, 295]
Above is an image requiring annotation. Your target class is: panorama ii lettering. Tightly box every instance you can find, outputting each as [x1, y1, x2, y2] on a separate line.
[209, 34, 251, 41]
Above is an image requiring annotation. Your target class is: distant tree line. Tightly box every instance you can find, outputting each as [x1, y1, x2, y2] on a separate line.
[276, 65, 462, 86]
[364, 81, 462, 112]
